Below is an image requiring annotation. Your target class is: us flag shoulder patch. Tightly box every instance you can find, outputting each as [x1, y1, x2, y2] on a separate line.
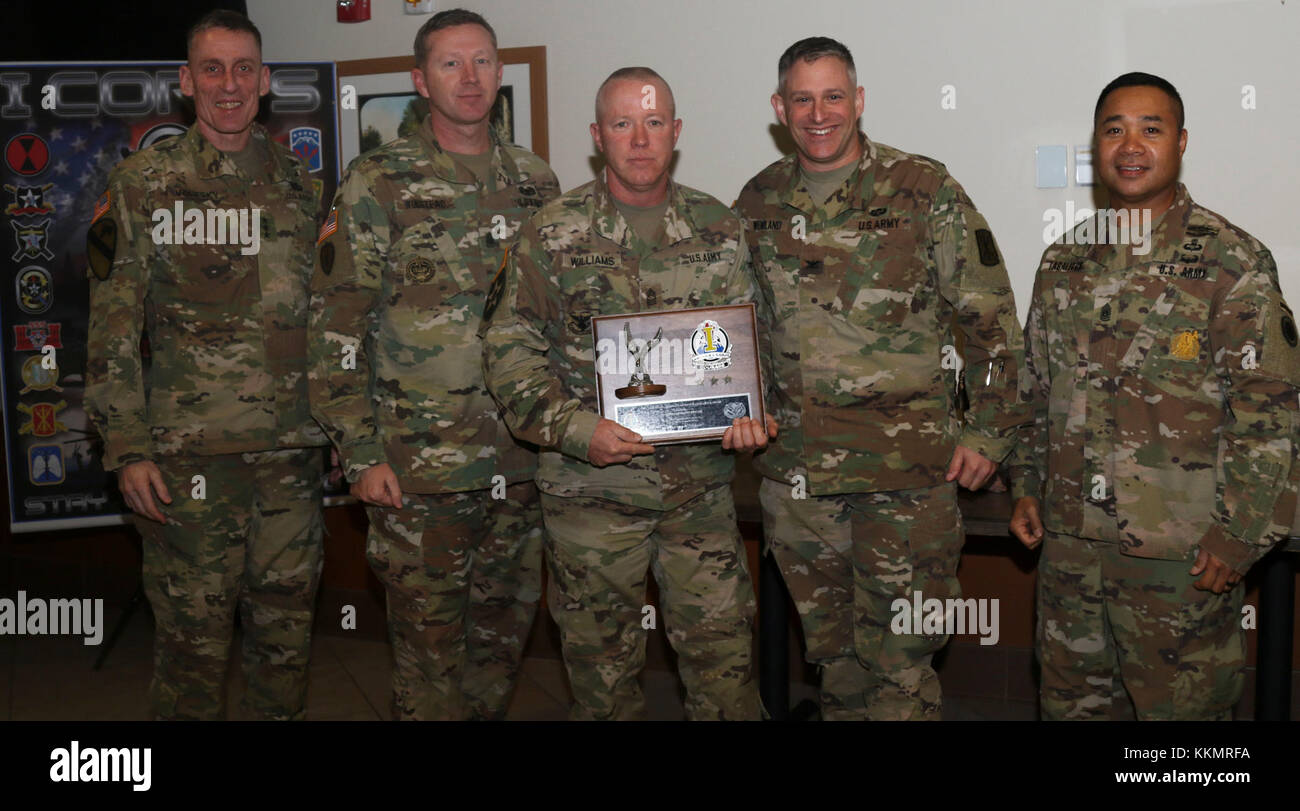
[91, 190, 111, 224]
[317, 207, 338, 243]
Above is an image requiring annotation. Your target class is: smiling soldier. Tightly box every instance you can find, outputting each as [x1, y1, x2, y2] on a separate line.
[734, 37, 1028, 721]
[85, 10, 328, 720]
[1009, 72, 1300, 720]
[308, 9, 560, 721]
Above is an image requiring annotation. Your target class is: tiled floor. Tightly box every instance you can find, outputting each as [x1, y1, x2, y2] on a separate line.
[0, 591, 923, 721]
[3, 589, 1293, 720]
[0, 599, 697, 721]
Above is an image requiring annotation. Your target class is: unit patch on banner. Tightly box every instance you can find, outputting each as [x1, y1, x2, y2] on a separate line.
[14, 321, 63, 351]
[135, 123, 187, 152]
[16, 265, 53, 314]
[5, 132, 51, 176]
[28, 445, 65, 485]
[19, 354, 61, 393]
[5, 183, 55, 216]
[18, 401, 68, 436]
[11, 218, 54, 261]
[290, 126, 323, 173]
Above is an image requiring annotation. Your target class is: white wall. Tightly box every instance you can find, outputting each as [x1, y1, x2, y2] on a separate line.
[247, 0, 1300, 318]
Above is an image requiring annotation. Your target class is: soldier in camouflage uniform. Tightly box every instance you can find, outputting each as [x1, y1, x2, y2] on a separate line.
[308, 10, 560, 721]
[1008, 73, 1300, 720]
[734, 38, 1029, 720]
[84, 11, 326, 721]
[481, 67, 770, 721]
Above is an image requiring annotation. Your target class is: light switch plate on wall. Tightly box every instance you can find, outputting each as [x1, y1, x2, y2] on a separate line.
[1075, 146, 1093, 185]
[1035, 145, 1068, 188]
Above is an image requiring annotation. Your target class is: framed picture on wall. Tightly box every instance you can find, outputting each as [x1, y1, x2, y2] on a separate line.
[335, 46, 548, 169]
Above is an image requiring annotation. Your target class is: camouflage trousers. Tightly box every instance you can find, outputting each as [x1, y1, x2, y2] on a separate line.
[365, 481, 542, 721]
[541, 486, 759, 720]
[136, 448, 324, 721]
[761, 477, 964, 720]
[1038, 530, 1245, 720]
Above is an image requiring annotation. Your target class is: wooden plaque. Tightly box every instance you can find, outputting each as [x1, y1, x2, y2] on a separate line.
[591, 303, 765, 444]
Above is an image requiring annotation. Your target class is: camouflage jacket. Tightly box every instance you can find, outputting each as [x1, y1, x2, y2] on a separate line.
[1007, 185, 1300, 570]
[734, 135, 1028, 496]
[481, 175, 756, 511]
[309, 122, 559, 493]
[85, 124, 326, 471]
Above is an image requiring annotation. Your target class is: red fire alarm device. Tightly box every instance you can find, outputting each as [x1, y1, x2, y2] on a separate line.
[337, 0, 371, 23]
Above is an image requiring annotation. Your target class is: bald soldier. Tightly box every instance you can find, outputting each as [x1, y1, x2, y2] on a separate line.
[482, 68, 771, 720]
[309, 9, 559, 720]
[734, 37, 1029, 720]
[1009, 72, 1300, 720]
[85, 10, 327, 720]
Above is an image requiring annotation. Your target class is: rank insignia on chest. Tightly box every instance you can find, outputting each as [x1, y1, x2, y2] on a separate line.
[405, 258, 435, 284]
[1170, 330, 1200, 360]
[567, 312, 592, 334]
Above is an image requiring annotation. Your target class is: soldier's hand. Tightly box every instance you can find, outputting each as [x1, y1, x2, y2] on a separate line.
[326, 447, 345, 489]
[1009, 496, 1044, 549]
[945, 445, 997, 491]
[721, 415, 778, 452]
[119, 460, 171, 524]
[588, 418, 655, 467]
[353, 463, 404, 509]
[1190, 549, 1243, 594]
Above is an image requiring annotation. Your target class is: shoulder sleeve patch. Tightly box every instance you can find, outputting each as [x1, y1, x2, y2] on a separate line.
[86, 217, 117, 281]
[1258, 303, 1300, 387]
[975, 228, 1000, 266]
[318, 242, 335, 276]
[482, 249, 509, 323]
[1282, 314, 1298, 347]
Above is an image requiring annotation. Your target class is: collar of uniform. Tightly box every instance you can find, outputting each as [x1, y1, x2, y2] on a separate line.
[190, 123, 293, 183]
[1144, 182, 1193, 261]
[416, 118, 518, 186]
[591, 171, 696, 248]
[1085, 182, 1192, 267]
[490, 130, 524, 188]
[779, 132, 877, 217]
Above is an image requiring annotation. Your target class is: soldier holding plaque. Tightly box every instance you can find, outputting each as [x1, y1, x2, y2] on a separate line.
[481, 67, 771, 720]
